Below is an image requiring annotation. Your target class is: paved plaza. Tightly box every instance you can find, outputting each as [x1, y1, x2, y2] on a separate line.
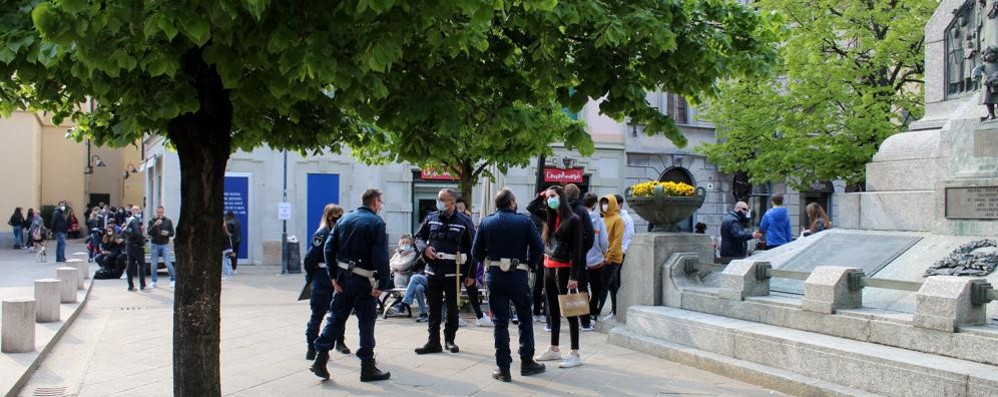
[14, 263, 785, 397]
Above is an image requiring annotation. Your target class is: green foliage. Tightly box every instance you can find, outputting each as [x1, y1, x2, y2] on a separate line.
[700, 0, 933, 189]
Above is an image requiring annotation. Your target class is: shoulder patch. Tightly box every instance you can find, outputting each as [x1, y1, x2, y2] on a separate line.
[312, 233, 325, 247]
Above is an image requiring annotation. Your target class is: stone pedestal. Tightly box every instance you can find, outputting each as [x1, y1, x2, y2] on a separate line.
[66, 261, 85, 290]
[801, 266, 864, 314]
[719, 260, 771, 301]
[618, 233, 713, 323]
[913, 276, 989, 332]
[66, 258, 89, 279]
[1, 298, 36, 353]
[56, 267, 77, 303]
[34, 279, 61, 323]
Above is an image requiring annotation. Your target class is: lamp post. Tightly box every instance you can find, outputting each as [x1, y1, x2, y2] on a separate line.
[281, 150, 288, 274]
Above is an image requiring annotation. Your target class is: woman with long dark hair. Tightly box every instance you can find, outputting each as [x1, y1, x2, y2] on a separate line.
[803, 202, 832, 237]
[8, 207, 24, 249]
[23, 208, 35, 250]
[527, 185, 586, 368]
[304, 204, 350, 359]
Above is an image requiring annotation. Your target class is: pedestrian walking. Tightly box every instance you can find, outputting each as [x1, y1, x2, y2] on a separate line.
[27, 209, 44, 254]
[224, 211, 241, 273]
[413, 188, 476, 355]
[51, 202, 68, 262]
[310, 189, 391, 382]
[472, 188, 547, 382]
[123, 206, 146, 291]
[147, 205, 176, 288]
[304, 203, 350, 360]
[527, 185, 586, 368]
[8, 207, 24, 249]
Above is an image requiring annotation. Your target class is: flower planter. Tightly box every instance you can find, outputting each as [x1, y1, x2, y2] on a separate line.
[625, 186, 706, 232]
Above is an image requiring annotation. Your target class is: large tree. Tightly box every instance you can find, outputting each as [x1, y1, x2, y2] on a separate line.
[699, 0, 934, 190]
[0, 0, 776, 395]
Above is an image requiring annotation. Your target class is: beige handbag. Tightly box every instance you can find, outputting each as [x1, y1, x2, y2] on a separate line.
[558, 288, 590, 318]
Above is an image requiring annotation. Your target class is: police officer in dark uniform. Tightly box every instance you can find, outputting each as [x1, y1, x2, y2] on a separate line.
[310, 189, 391, 382]
[303, 204, 350, 361]
[414, 188, 476, 354]
[472, 188, 547, 382]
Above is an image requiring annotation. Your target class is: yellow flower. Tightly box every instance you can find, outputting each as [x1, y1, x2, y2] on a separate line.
[629, 181, 696, 197]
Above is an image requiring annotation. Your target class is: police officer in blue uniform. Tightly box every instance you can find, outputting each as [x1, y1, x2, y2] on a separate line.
[303, 204, 350, 361]
[472, 188, 547, 382]
[310, 189, 391, 382]
[414, 188, 476, 354]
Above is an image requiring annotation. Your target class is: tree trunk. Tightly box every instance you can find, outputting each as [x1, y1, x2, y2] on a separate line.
[459, 162, 474, 203]
[167, 48, 233, 397]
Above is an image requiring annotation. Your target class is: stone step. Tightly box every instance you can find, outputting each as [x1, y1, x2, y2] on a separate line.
[607, 327, 876, 397]
[618, 306, 998, 397]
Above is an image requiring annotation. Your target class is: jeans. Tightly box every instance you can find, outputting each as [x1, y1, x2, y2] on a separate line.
[486, 268, 535, 370]
[314, 275, 378, 360]
[55, 232, 66, 262]
[222, 249, 234, 278]
[12, 226, 22, 248]
[148, 243, 175, 282]
[401, 274, 428, 315]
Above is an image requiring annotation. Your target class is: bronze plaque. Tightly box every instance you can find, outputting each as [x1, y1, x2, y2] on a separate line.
[946, 187, 998, 220]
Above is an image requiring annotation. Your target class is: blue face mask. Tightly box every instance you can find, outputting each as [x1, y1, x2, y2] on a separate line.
[547, 197, 561, 210]
[436, 200, 447, 212]
[400, 244, 412, 251]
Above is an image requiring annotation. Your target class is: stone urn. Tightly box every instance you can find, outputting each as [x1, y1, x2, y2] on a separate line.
[625, 185, 706, 232]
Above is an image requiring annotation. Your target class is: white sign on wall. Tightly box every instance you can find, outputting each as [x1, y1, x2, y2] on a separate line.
[278, 202, 292, 220]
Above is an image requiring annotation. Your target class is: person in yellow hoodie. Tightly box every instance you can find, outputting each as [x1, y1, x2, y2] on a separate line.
[597, 194, 624, 320]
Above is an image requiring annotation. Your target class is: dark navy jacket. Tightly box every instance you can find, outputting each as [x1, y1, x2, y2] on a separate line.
[50, 209, 67, 234]
[414, 210, 475, 279]
[305, 226, 331, 281]
[323, 207, 390, 290]
[720, 211, 754, 258]
[471, 208, 544, 271]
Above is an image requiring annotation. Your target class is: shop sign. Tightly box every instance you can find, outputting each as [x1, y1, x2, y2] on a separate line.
[420, 169, 459, 181]
[544, 167, 584, 183]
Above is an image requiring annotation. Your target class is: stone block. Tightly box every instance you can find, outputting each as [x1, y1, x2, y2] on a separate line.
[1, 298, 36, 353]
[833, 193, 860, 230]
[718, 260, 770, 301]
[801, 266, 864, 314]
[866, 158, 941, 192]
[858, 191, 935, 232]
[34, 279, 61, 323]
[974, 128, 998, 157]
[619, 233, 713, 322]
[66, 258, 89, 279]
[67, 261, 85, 290]
[56, 267, 77, 303]
[913, 276, 989, 332]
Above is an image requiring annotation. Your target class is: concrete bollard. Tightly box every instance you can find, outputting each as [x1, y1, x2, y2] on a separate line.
[34, 279, 61, 323]
[801, 266, 864, 314]
[2, 298, 36, 353]
[719, 260, 771, 301]
[67, 261, 86, 290]
[56, 267, 78, 303]
[66, 258, 89, 279]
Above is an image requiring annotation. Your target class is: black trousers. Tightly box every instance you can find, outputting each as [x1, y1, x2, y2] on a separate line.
[425, 275, 460, 344]
[544, 267, 580, 350]
[125, 246, 146, 289]
[582, 266, 603, 327]
[532, 268, 545, 316]
[230, 241, 240, 270]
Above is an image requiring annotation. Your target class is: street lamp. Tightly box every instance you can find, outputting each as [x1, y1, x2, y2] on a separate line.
[122, 163, 138, 180]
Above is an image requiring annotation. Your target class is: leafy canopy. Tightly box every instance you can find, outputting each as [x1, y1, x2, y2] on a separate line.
[699, 0, 933, 190]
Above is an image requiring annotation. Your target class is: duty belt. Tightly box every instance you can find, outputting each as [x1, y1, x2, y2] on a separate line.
[486, 258, 530, 272]
[337, 261, 379, 288]
[424, 269, 458, 278]
[435, 252, 467, 263]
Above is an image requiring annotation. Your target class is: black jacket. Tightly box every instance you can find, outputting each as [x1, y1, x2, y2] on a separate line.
[414, 209, 476, 279]
[8, 213, 24, 227]
[720, 211, 754, 258]
[123, 216, 144, 249]
[305, 226, 332, 280]
[51, 209, 67, 234]
[568, 199, 595, 253]
[147, 217, 175, 245]
[527, 195, 586, 280]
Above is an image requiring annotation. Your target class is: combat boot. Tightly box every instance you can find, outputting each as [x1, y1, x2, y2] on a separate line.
[309, 351, 330, 380]
[444, 340, 460, 353]
[306, 346, 316, 361]
[492, 368, 512, 382]
[414, 341, 443, 355]
[360, 359, 391, 382]
[521, 359, 546, 376]
[335, 339, 351, 355]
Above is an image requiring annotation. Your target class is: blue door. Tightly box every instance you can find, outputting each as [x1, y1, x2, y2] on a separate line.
[223, 175, 250, 260]
[307, 174, 340, 239]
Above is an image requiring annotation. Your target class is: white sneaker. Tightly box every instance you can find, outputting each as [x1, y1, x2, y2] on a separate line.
[149, 282, 157, 289]
[559, 351, 582, 368]
[476, 316, 494, 327]
[534, 315, 547, 323]
[169, 281, 175, 288]
[458, 318, 468, 327]
[544, 324, 551, 332]
[581, 324, 595, 332]
[601, 314, 615, 321]
[534, 347, 562, 362]
[119, 273, 126, 280]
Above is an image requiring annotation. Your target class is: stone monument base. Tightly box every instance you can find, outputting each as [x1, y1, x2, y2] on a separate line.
[616, 233, 713, 323]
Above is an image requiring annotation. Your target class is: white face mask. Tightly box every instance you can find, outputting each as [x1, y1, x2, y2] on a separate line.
[601, 204, 609, 213]
[436, 200, 447, 212]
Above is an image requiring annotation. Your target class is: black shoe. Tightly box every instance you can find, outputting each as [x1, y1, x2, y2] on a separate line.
[335, 340, 351, 355]
[360, 359, 391, 382]
[521, 360, 546, 376]
[445, 341, 460, 353]
[310, 351, 330, 380]
[127, 287, 136, 292]
[415, 342, 443, 355]
[306, 347, 316, 361]
[492, 368, 512, 382]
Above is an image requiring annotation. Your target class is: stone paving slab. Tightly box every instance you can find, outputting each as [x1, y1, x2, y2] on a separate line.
[19, 266, 786, 396]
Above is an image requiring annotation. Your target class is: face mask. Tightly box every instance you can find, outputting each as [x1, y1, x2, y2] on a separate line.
[436, 200, 447, 212]
[547, 197, 561, 210]
[400, 244, 412, 251]
[601, 204, 608, 212]
[60, 206, 66, 211]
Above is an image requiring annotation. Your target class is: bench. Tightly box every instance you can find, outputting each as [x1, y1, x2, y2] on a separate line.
[380, 288, 411, 319]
